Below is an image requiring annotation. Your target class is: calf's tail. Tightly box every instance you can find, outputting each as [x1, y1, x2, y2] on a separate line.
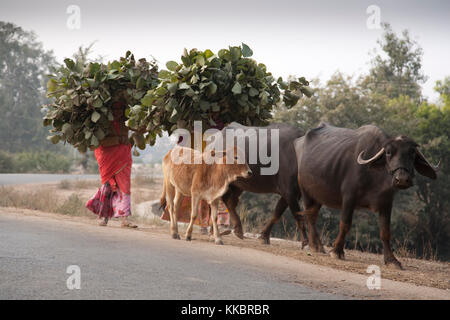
[160, 177, 167, 211]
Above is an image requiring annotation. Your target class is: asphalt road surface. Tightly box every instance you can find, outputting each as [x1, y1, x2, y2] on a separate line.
[0, 211, 343, 300]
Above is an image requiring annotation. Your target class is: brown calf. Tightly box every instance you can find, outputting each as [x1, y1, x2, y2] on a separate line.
[160, 146, 252, 245]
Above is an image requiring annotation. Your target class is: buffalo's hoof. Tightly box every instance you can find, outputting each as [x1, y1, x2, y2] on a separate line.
[311, 244, 326, 254]
[300, 239, 309, 250]
[186, 235, 192, 241]
[385, 258, 403, 270]
[171, 234, 181, 240]
[309, 241, 325, 253]
[330, 249, 345, 260]
[233, 229, 244, 240]
[259, 234, 270, 245]
[215, 239, 224, 245]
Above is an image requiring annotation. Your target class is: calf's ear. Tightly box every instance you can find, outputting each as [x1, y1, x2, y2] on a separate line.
[414, 149, 438, 180]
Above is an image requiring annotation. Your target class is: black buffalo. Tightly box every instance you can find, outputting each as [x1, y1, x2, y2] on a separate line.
[218, 122, 308, 245]
[294, 122, 438, 269]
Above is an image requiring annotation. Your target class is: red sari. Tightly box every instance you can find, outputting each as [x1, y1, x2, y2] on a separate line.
[86, 121, 132, 218]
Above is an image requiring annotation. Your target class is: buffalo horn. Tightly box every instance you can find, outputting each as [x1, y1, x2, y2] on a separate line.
[357, 148, 385, 165]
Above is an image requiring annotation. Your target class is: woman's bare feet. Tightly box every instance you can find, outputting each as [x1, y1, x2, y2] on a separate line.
[121, 217, 138, 228]
[98, 217, 108, 226]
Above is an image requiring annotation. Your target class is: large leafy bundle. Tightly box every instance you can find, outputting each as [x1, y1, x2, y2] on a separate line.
[128, 44, 311, 135]
[43, 51, 159, 153]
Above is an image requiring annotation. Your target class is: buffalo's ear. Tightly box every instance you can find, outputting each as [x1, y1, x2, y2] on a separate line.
[414, 149, 437, 180]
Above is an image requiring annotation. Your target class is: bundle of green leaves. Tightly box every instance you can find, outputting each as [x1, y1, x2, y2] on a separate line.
[127, 43, 312, 135]
[43, 51, 159, 153]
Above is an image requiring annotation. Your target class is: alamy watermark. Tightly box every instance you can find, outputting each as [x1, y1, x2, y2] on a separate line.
[366, 264, 381, 290]
[366, 5, 381, 30]
[66, 5, 81, 30]
[66, 265, 81, 290]
[171, 121, 280, 175]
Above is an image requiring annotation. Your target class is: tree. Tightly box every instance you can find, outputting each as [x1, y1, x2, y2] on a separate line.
[410, 92, 450, 259]
[0, 22, 57, 152]
[273, 73, 386, 131]
[361, 23, 427, 102]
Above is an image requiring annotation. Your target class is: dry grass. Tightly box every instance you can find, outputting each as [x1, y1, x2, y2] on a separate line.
[0, 186, 92, 217]
[0, 175, 163, 221]
[58, 179, 101, 190]
[58, 175, 155, 191]
[132, 174, 155, 188]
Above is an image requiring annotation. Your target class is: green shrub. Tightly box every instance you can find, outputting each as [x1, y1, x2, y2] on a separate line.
[12, 151, 72, 173]
[56, 193, 90, 216]
[0, 151, 14, 173]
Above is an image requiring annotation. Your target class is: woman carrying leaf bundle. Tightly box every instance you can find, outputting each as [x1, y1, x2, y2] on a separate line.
[86, 99, 141, 228]
[43, 52, 158, 228]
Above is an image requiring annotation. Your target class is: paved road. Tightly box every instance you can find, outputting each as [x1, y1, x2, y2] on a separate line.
[0, 173, 98, 186]
[0, 211, 342, 300]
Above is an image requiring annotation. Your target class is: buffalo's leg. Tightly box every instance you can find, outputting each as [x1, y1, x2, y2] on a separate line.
[286, 195, 309, 249]
[185, 196, 200, 241]
[210, 199, 223, 245]
[300, 203, 324, 252]
[379, 205, 402, 269]
[331, 199, 355, 259]
[222, 186, 244, 239]
[259, 197, 288, 244]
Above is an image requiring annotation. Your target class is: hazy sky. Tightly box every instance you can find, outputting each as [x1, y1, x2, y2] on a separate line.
[1, 0, 449, 101]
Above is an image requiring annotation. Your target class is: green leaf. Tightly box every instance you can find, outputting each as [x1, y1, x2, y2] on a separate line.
[167, 82, 178, 94]
[110, 61, 121, 70]
[249, 87, 259, 97]
[91, 135, 99, 147]
[241, 43, 253, 57]
[155, 86, 168, 96]
[166, 61, 178, 71]
[61, 123, 73, 135]
[158, 70, 171, 80]
[94, 128, 105, 140]
[208, 82, 217, 95]
[204, 49, 214, 59]
[93, 98, 103, 108]
[64, 58, 75, 70]
[211, 103, 220, 112]
[46, 79, 58, 93]
[230, 47, 242, 61]
[89, 63, 101, 75]
[179, 82, 191, 90]
[91, 111, 101, 123]
[300, 86, 314, 97]
[196, 55, 205, 66]
[199, 100, 210, 112]
[169, 109, 179, 123]
[232, 82, 242, 94]
[136, 76, 145, 89]
[47, 135, 60, 144]
[218, 49, 231, 61]
[141, 94, 155, 107]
